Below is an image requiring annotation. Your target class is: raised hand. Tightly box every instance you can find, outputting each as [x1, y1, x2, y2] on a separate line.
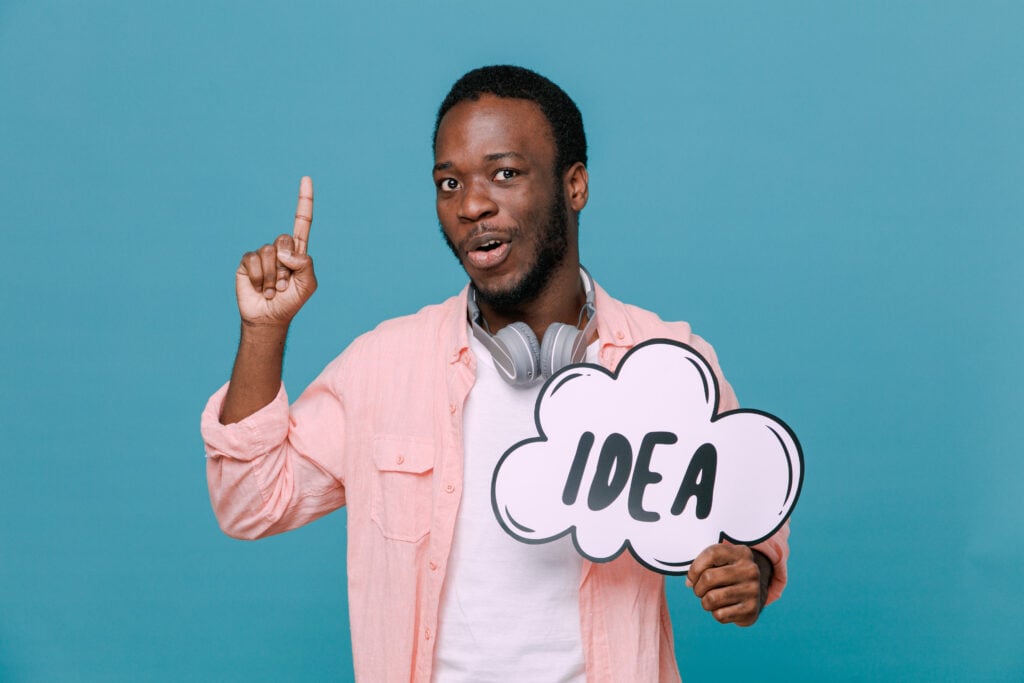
[235, 176, 318, 328]
[220, 177, 318, 424]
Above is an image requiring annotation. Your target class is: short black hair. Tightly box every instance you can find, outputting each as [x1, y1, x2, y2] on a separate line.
[433, 65, 587, 176]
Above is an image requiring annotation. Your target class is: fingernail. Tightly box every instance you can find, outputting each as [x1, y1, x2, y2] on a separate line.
[264, 289, 275, 299]
[276, 279, 288, 291]
[279, 249, 292, 259]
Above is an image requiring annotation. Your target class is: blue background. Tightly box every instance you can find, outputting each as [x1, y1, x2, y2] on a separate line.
[2, 1, 1021, 680]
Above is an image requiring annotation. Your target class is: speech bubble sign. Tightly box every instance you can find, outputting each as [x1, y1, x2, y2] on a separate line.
[490, 339, 802, 575]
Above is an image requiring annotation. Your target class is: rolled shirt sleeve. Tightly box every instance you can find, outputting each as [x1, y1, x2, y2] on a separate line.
[201, 378, 347, 540]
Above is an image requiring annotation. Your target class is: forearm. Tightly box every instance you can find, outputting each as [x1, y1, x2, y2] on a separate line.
[220, 322, 290, 424]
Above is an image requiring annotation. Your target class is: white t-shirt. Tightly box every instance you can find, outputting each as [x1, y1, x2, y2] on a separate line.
[432, 329, 595, 683]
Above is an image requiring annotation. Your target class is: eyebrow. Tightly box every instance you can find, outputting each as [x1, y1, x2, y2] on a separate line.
[484, 151, 524, 162]
[433, 151, 525, 173]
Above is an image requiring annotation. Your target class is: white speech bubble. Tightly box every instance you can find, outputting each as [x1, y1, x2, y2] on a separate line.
[490, 339, 802, 574]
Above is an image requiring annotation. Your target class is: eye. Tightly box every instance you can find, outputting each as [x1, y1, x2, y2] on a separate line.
[437, 177, 460, 192]
[493, 168, 519, 182]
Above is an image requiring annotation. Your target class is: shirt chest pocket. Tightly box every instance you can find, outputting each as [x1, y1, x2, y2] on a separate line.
[370, 436, 435, 543]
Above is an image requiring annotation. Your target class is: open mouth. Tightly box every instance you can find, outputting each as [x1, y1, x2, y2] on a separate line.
[466, 237, 510, 269]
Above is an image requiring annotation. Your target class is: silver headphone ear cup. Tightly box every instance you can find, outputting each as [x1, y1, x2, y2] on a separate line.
[493, 322, 542, 385]
[539, 323, 580, 378]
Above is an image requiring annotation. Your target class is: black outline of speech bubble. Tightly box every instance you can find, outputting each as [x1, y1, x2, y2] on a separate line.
[490, 338, 804, 576]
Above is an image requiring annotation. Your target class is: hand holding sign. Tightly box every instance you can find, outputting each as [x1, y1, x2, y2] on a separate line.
[235, 176, 318, 328]
[491, 340, 802, 575]
[687, 543, 769, 626]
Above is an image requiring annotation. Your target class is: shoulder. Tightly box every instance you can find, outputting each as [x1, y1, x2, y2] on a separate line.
[329, 292, 465, 372]
[622, 301, 695, 341]
[595, 284, 727, 376]
[596, 284, 695, 344]
[360, 293, 464, 343]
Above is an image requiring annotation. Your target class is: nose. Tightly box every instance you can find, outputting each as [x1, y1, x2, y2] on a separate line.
[458, 178, 498, 222]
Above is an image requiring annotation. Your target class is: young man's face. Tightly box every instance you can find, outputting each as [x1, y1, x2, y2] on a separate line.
[433, 95, 571, 312]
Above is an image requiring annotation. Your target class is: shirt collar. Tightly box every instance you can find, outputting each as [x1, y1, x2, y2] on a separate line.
[447, 284, 473, 366]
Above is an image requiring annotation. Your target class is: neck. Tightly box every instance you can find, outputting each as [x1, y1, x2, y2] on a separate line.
[476, 262, 586, 340]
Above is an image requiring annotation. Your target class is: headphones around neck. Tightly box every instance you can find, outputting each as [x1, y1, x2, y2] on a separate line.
[468, 266, 598, 386]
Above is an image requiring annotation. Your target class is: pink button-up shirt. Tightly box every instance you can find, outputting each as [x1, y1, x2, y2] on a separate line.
[202, 283, 789, 682]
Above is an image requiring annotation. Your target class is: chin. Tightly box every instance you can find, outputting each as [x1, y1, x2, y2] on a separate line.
[471, 259, 557, 312]
[468, 270, 520, 303]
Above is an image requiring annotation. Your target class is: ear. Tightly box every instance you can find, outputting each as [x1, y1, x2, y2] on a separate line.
[563, 162, 589, 213]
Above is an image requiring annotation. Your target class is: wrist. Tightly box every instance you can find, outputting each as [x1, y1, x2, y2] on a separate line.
[239, 320, 290, 345]
[751, 549, 773, 609]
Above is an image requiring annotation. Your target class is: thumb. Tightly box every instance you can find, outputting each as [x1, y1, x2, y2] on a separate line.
[277, 249, 312, 273]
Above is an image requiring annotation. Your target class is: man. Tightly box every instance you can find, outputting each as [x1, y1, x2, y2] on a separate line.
[202, 65, 789, 682]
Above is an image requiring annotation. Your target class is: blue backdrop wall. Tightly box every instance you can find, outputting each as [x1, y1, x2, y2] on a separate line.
[2, 2, 1021, 681]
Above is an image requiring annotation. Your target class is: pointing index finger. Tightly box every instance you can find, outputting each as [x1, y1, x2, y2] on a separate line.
[293, 176, 314, 255]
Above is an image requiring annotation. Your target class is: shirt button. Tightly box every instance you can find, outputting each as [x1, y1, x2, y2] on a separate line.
[449, 403, 457, 415]
[616, 330, 625, 340]
[445, 483, 455, 494]
[424, 627, 432, 641]
[429, 560, 438, 571]
[396, 455, 405, 465]
[461, 354, 470, 365]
